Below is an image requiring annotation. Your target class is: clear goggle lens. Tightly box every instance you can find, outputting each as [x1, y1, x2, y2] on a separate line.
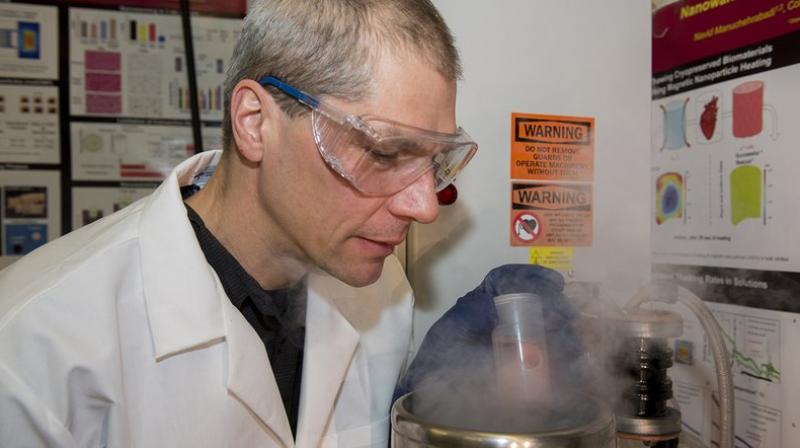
[312, 110, 477, 196]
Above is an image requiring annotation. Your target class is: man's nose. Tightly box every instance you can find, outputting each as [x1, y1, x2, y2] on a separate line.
[388, 170, 440, 224]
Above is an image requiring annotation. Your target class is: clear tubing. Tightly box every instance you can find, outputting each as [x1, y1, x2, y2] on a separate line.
[679, 430, 708, 448]
[623, 285, 734, 448]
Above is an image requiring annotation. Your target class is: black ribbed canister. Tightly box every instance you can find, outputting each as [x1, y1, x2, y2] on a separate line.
[618, 337, 674, 418]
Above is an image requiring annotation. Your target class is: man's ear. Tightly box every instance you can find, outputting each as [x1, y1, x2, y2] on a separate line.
[229, 79, 282, 163]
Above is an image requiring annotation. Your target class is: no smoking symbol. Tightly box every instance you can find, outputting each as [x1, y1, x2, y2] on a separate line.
[514, 213, 541, 242]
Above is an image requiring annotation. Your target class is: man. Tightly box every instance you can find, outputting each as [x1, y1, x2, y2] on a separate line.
[0, 0, 476, 446]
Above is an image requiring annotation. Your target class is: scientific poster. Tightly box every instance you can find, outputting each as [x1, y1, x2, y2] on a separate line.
[651, 0, 800, 305]
[0, 169, 60, 269]
[652, 67, 800, 274]
[669, 300, 799, 448]
[0, 3, 60, 165]
[68, 7, 241, 121]
[71, 186, 153, 229]
[71, 122, 221, 181]
[188, 15, 241, 122]
[0, 1, 241, 269]
[651, 1, 800, 447]
[0, 3, 58, 80]
[0, 84, 59, 164]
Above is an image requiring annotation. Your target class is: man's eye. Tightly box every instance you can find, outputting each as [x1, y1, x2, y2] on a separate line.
[370, 148, 401, 166]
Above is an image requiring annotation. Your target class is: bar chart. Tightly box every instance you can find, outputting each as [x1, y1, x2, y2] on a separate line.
[70, 8, 238, 120]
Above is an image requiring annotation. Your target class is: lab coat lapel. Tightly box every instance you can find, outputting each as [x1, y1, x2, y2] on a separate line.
[141, 151, 294, 446]
[297, 272, 361, 447]
[223, 298, 295, 448]
[139, 151, 226, 360]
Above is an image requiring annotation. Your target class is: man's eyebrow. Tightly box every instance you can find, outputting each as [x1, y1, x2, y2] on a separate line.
[381, 139, 430, 156]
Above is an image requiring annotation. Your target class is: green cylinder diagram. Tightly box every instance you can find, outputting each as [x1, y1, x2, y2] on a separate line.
[730, 165, 762, 225]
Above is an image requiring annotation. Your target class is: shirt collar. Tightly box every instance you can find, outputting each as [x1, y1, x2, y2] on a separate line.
[183, 197, 309, 349]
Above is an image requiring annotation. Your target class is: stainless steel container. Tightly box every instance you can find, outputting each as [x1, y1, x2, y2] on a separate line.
[391, 393, 617, 447]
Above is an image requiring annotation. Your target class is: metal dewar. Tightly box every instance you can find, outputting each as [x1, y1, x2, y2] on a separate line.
[391, 393, 617, 448]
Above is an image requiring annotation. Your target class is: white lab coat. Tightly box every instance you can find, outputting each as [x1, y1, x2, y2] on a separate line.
[0, 151, 414, 447]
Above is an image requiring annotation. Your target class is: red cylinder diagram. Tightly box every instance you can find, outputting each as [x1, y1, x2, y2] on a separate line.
[732, 80, 764, 138]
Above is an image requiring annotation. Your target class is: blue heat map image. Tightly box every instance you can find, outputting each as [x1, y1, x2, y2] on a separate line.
[656, 172, 683, 224]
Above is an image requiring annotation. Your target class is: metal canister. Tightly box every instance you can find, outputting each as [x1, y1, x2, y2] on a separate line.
[391, 393, 617, 448]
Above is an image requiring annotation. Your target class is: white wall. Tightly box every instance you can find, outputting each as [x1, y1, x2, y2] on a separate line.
[408, 1, 653, 346]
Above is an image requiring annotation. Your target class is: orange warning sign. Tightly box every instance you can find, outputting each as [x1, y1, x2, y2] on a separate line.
[510, 183, 592, 247]
[511, 113, 594, 181]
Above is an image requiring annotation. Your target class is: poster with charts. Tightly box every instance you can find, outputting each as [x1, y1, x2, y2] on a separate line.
[71, 121, 222, 182]
[651, 64, 800, 274]
[0, 169, 60, 270]
[651, 2, 800, 447]
[0, 3, 58, 80]
[651, 2, 800, 276]
[71, 186, 154, 229]
[667, 301, 800, 448]
[0, 84, 60, 164]
[68, 7, 241, 121]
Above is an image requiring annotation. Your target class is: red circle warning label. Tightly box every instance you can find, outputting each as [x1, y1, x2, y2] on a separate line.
[512, 212, 542, 243]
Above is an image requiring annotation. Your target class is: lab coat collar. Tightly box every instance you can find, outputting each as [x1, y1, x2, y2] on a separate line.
[139, 151, 227, 360]
[296, 271, 361, 448]
[223, 292, 296, 448]
[223, 270, 361, 448]
[140, 151, 296, 446]
[140, 151, 363, 448]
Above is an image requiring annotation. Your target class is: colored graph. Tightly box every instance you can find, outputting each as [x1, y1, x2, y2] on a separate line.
[83, 50, 122, 115]
[0, 22, 41, 59]
[730, 165, 762, 226]
[128, 20, 165, 44]
[78, 17, 117, 41]
[173, 84, 223, 112]
[18, 22, 40, 59]
[732, 81, 764, 138]
[709, 309, 782, 388]
[719, 318, 781, 383]
[660, 98, 690, 150]
[80, 133, 104, 153]
[75, 16, 164, 44]
[655, 172, 684, 224]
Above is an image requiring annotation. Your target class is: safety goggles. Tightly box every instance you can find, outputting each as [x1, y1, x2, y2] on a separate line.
[258, 76, 478, 196]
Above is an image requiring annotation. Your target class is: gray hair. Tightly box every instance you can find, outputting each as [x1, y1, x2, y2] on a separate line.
[221, 0, 462, 150]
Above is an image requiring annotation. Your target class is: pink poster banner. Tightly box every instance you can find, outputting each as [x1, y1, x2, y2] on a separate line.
[68, 0, 246, 16]
[653, 0, 800, 74]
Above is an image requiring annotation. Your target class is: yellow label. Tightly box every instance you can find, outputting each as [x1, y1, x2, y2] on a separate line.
[529, 247, 574, 271]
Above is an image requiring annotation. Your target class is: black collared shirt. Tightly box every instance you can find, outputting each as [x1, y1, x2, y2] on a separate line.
[183, 201, 305, 436]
